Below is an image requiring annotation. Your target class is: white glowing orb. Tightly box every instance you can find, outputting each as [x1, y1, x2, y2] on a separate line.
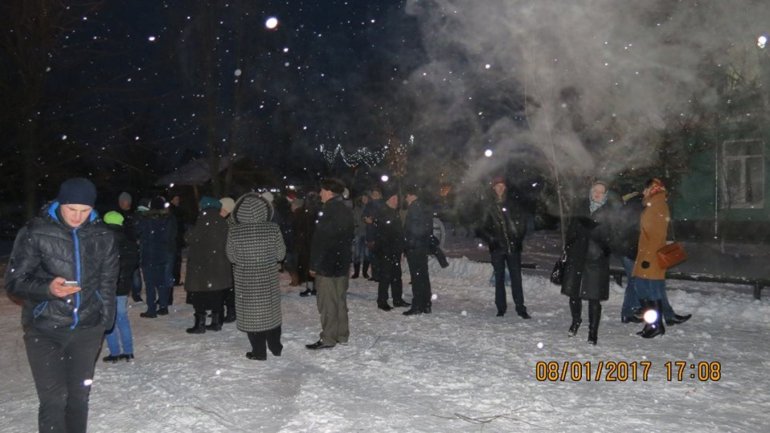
[83, 379, 93, 386]
[478, 243, 484, 248]
[431, 294, 438, 301]
[61, 134, 68, 140]
[643, 309, 658, 324]
[234, 69, 242, 77]
[148, 36, 157, 42]
[537, 342, 544, 349]
[484, 149, 493, 157]
[265, 17, 279, 29]
[484, 64, 491, 69]
[461, 310, 467, 316]
[169, 183, 175, 188]
[381, 175, 389, 182]
[759, 35, 767, 49]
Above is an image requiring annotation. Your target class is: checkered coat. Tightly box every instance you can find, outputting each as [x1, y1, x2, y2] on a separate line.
[226, 193, 286, 333]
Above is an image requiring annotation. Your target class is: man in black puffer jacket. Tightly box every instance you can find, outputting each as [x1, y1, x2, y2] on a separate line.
[5, 177, 119, 433]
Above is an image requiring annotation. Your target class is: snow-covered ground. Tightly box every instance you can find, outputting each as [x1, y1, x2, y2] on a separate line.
[1, 257, 769, 432]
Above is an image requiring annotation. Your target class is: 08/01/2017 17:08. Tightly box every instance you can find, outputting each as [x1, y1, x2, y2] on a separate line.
[534, 360, 722, 382]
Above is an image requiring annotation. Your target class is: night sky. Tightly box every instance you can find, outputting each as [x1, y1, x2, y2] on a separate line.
[2, 0, 423, 203]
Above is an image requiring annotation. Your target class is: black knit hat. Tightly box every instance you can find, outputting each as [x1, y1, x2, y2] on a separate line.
[57, 178, 97, 207]
[320, 178, 346, 195]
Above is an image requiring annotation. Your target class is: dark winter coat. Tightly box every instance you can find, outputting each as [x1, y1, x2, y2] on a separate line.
[106, 224, 139, 297]
[310, 196, 354, 277]
[184, 207, 233, 293]
[292, 203, 318, 283]
[608, 194, 643, 260]
[560, 198, 613, 301]
[5, 202, 119, 330]
[404, 198, 433, 252]
[362, 198, 384, 243]
[373, 204, 405, 263]
[476, 192, 528, 254]
[135, 210, 177, 266]
[226, 193, 286, 333]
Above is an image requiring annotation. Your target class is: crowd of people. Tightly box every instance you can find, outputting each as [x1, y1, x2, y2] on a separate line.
[4, 173, 691, 432]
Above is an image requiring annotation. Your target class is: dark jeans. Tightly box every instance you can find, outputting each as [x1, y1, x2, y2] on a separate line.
[406, 248, 432, 310]
[142, 263, 169, 313]
[247, 326, 283, 358]
[376, 254, 403, 303]
[131, 267, 142, 299]
[491, 249, 525, 314]
[24, 326, 105, 433]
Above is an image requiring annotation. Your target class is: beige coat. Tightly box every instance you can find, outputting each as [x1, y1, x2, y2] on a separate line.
[632, 192, 669, 280]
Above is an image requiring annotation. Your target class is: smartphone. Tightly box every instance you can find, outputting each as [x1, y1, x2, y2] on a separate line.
[63, 280, 79, 287]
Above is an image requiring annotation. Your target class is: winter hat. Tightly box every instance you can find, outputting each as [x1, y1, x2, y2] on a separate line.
[57, 178, 97, 207]
[645, 178, 667, 197]
[404, 183, 421, 197]
[320, 178, 346, 195]
[491, 176, 506, 187]
[103, 211, 124, 226]
[137, 197, 151, 212]
[118, 191, 132, 204]
[219, 197, 235, 213]
[199, 195, 221, 210]
[150, 196, 168, 210]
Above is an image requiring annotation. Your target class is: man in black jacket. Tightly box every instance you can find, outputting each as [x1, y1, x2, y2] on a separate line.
[306, 178, 355, 349]
[5, 177, 119, 433]
[371, 188, 411, 311]
[476, 176, 531, 319]
[403, 185, 434, 315]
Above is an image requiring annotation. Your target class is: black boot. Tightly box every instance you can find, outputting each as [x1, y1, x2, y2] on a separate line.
[206, 311, 223, 331]
[666, 313, 692, 326]
[587, 301, 601, 345]
[640, 300, 665, 338]
[362, 260, 370, 279]
[186, 313, 207, 334]
[351, 263, 361, 279]
[568, 297, 582, 337]
[377, 301, 393, 311]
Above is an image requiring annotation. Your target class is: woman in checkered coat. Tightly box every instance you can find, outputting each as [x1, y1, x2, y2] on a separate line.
[226, 192, 286, 360]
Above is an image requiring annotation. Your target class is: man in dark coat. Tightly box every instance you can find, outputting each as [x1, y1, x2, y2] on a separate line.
[183, 196, 234, 334]
[476, 176, 531, 319]
[5, 177, 119, 433]
[371, 187, 411, 311]
[136, 196, 177, 318]
[117, 191, 143, 303]
[306, 178, 355, 349]
[561, 181, 613, 344]
[362, 185, 384, 281]
[402, 184, 434, 315]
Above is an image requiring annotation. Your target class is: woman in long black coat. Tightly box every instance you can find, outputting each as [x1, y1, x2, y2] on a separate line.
[561, 181, 614, 345]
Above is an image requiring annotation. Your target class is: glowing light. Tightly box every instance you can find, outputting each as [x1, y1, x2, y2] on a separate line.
[431, 294, 438, 301]
[169, 183, 175, 188]
[643, 309, 658, 324]
[759, 35, 767, 49]
[83, 379, 93, 386]
[148, 36, 157, 42]
[484, 149, 493, 157]
[478, 243, 484, 248]
[234, 69, 242, 77]
[484, 64, 491, 69]
[381, 175, 389, 182]
[537, 342, 544, 349]
[61, 134, 68, 140]
[265, 17, 279, 29]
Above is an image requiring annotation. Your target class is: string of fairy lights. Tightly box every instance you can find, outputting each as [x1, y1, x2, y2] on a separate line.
[319, 135, 414, 167]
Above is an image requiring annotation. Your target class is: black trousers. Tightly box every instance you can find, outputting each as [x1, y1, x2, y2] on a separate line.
[247, 326, 283, 358]
[490, 249, 525, 314]
[376, 253, 403, 303]
[24, 325, 105, 433]
[406, 248, 432, 309]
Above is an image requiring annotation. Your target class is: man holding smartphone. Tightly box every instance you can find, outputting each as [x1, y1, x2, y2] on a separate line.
[5, 177, 119, 433]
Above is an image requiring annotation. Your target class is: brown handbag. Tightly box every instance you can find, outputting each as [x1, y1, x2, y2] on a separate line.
[657, 242, 687, 269]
